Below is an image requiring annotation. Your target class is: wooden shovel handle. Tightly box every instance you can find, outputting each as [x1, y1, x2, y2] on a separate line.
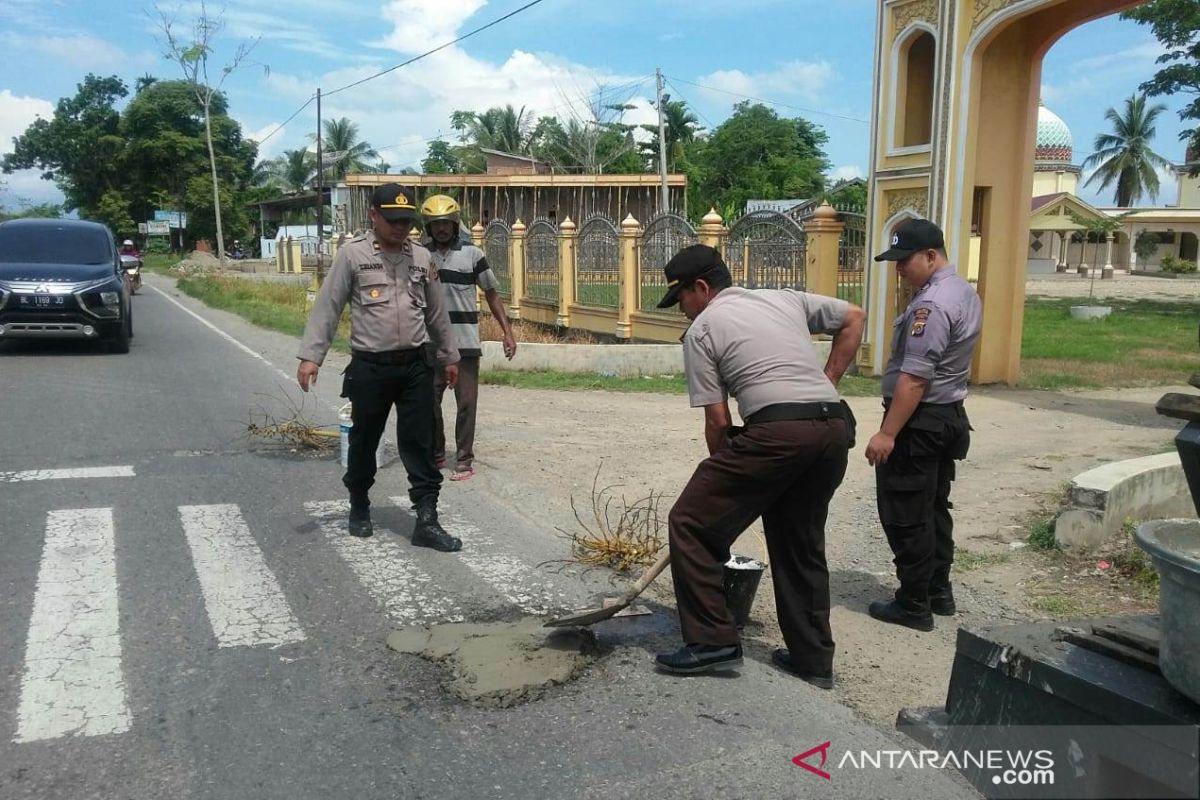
[619, 548, 671, 603]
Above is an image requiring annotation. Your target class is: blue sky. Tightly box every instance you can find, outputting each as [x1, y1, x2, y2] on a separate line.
[0, 0, 1192, 211]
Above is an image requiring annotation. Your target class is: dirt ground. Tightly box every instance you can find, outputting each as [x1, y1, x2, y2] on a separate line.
[452, 382, 1187, 726]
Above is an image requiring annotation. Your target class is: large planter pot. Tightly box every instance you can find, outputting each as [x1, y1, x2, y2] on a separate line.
[1070, 305, 1112, 320]
[1135, 519, 1200, 704]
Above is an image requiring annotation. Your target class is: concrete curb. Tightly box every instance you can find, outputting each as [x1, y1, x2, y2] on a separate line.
[479, 340, 835, 376]
[1055, 451, 1196, 551]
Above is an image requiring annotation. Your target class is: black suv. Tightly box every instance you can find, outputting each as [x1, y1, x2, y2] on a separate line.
[0, 218, 133, 353]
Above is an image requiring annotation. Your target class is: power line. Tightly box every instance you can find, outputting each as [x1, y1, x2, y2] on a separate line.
[664, 75, 869, 124]
[663, 76, 716, 132]
[323, 0, 549, 99]
[256, 94, 317, 146]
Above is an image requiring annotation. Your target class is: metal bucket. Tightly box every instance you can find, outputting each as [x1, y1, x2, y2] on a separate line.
[1135, 519, 1200, 704]
[723, 554, 768, 628]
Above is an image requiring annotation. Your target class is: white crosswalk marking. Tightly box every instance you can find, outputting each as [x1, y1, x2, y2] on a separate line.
[304, 500, 465, 624]
[0, 466, 135, 483]
[179, 505, 306, 648]
[392, 497, 571, 614]
[16, 508, 131, 743]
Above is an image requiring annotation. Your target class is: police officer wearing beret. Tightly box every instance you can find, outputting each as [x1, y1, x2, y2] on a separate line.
[865, 219, 982, 630]
[653, 245, 866, 686]
[296, 183, 462, 552]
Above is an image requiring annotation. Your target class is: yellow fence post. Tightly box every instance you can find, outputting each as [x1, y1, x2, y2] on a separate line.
[472, 222, 486, 312]
[276, 238, 286, 273]
[290, 237, 305, 275]
[617, 214, 640, 340]
[509, 219, 526, 320]
[698, 208, 726, 252]
[802, 203, 844, 299]
[557, 217, 577, 328]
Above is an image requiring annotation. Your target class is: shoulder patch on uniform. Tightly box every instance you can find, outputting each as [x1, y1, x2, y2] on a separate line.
[910, 306, 931, 337]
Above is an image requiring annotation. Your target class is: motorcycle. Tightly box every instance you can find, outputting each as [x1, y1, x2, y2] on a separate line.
[120, 254, 143, 295]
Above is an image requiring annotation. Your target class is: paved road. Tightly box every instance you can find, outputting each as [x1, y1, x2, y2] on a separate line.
[0, 274, 975, 799]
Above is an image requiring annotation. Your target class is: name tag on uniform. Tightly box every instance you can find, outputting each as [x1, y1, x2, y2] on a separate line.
[358, 262, 384, 271]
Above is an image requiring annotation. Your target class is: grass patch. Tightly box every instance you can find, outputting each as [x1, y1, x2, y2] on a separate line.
[142, 253, 183, 275]
[956, 549, 1011, 571]
[1028, 593, 1093, 617]
[481, 369, 881, 396]
[1108, 519, 1160, 597]
[1020, 297, 1200, 389]
[1027, 517, 1059, 551]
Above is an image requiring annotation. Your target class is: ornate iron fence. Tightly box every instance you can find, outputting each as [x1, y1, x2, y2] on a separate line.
[637, 212, 697, 314]
[575, 214, 620, 308]
[725, 210, 808, 291]
[837, 206, 866, 305]
[483, 219, 511, 299]
[524, 218, 559, 304]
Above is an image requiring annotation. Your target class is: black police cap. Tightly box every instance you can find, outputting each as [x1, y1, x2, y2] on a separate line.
[874, 218, 945, 262]
[656, 244, 731, 308]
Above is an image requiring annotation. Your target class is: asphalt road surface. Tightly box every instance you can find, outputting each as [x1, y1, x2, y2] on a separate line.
[0, 274, 975, 799]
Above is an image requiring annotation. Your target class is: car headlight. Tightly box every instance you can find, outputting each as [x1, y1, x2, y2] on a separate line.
[100, 291, 120, 306]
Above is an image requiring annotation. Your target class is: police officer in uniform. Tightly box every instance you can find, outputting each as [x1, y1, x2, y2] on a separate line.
[865, 219, 982, 630]
[652, 245, 865, 686]
[297, 184, 462, 552]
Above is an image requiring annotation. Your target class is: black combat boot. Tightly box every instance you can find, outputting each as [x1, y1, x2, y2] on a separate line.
[928, 585, 957, 616]
[411, 498, 461, 552]
[348, 494, 373, 538]
[868, 592, 934, 632]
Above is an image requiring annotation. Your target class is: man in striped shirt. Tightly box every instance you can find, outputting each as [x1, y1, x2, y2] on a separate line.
[421, 195, 517, 481]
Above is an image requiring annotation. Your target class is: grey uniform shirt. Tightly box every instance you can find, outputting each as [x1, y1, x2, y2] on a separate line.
[882, 265, 982, 403]
[297, 231, 459, 368]
[428, 240, 499, 358]
[683, 287, 850, 419]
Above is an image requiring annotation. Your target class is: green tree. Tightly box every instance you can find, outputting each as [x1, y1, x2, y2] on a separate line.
[0, 202, 63, 222]
[825, 178, 867, 209]
[422, 139, 459, 174]
[2, 74, 128, 215]
[268, 148, 314, 192]
[639, 99, 702, 171]
[314, 117, 378, 180]
[689, 102, 829, 215]
[93, 190, 137, 237]
[157, 0, 262, 262]
[1122, 0, 1200, 174]
[1082, 94, 1173, 206]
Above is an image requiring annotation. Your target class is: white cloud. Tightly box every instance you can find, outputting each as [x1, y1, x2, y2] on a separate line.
[0, 32, 146, 72]
[244, 122, 287, 160]
[374, 0, 487, 55]
[832, 165, 864, 182]
[695, 60, 836, 106]
[0, 90, 53, 156]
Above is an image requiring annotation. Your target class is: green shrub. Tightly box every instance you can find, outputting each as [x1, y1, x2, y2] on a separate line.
[142, 238, 171, 255]
[1028, 517, 1059, 551]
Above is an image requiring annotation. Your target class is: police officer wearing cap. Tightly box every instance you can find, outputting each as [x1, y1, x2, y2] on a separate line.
[297, 183, 462, 552]
[653, 244, 865, 686]
[865, 219, 982, 630]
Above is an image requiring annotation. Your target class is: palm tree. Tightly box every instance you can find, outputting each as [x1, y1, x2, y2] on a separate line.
[452, 105, 535, 154]
[312, 117, 379, 180]
[1082, 94, 1173, 207]
[269, 148, 315, 193]
[640, 99, 702, 170]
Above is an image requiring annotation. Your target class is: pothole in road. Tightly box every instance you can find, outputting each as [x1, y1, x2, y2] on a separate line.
[386, 619, 599, 708]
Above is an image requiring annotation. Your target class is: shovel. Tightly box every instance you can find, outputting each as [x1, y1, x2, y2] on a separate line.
[544, 549, 671, 627]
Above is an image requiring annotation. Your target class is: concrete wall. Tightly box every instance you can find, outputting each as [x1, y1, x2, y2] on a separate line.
[480, 340, 835, 377]
[1055, 452, 1197, 551]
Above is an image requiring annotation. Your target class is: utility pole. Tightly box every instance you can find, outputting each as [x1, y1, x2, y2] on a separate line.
[315, 87, 324, 276]
[656, 67, 669, 215]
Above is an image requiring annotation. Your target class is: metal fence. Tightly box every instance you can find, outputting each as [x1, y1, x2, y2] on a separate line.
[575, 214, 620, 308]
[483, 219, 511, 299]
[637, 212, 697, 314]
[725, 210, 808, 291]
[837, 206, 866, 305]
[523, 218, 559, 304]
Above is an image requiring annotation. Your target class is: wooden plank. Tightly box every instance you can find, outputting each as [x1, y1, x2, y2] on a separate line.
[1092, 621, 1160, 657]
[1055, 627, 1161, 674]
[1156, 393, 1200, 422]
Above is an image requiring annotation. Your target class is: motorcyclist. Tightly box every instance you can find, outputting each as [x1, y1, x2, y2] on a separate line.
[119, 239, 140, 258]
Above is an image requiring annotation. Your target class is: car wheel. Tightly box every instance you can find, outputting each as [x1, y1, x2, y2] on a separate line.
[108, 315, 131, 354]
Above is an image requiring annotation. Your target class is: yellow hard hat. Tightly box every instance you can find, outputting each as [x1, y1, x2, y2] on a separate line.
[420, 194, 460, 226]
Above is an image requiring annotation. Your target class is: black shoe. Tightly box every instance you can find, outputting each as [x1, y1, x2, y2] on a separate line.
[929, 588, 957, 617]
[411, 500, 461, 552]
[655, 643, 743, 675]
[348, 508, 373, 538]
[771, 649, 834, 690]
[868, 599, 934, 632]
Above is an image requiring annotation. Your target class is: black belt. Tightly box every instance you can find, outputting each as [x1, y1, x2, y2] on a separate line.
[745, 401, 849, 425]
[352, 348, 422, 365]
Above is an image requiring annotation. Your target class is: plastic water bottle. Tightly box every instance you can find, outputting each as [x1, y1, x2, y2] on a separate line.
[338, 402, 389, 468]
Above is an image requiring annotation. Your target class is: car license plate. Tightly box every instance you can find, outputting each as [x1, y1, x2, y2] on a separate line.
[19, 295, 65, 307]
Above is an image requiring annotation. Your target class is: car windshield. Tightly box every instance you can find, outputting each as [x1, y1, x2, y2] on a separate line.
[0, 226, 112, 265]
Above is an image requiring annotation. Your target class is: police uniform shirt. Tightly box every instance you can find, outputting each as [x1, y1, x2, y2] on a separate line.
[429, 239, 499, 358]
[682, 287, 849, 419]
[297, 231, 459, 367]
[881, 265, 982, 404]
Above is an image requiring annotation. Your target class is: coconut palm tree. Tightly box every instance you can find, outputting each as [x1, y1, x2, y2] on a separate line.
[269, 148, 315, 193]
[312, 117, 379, 181]
[1082, 94, 1173, 207]
[451, 105, 535, 154]
[640, 99, 702, 170]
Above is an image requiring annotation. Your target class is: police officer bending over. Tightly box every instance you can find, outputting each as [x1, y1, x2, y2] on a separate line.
[653, 245, 865, 686]
[296, 183, 462, 552]
[865, 219, 982, 630]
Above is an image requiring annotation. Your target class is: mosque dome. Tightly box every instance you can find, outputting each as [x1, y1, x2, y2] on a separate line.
[1035, 102, 1074, 164]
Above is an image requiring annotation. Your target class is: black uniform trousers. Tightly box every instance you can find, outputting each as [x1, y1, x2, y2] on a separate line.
[875, 401, 971, 605]
[341, 350, 443, 506]
[668, 411, 849, 675]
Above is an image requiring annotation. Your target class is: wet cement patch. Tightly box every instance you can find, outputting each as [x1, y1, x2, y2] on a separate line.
[386, 619, 598, 707]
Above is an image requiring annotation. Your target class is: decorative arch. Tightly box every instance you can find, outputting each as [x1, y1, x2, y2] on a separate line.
[890, 23, 938, 153]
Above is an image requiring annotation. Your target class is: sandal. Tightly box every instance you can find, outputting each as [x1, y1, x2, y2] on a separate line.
[449, 466, 475, 481]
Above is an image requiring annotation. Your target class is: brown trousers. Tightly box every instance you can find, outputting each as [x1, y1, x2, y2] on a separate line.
[668, 418, 848, 674]
[433, 356, 481, 469]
